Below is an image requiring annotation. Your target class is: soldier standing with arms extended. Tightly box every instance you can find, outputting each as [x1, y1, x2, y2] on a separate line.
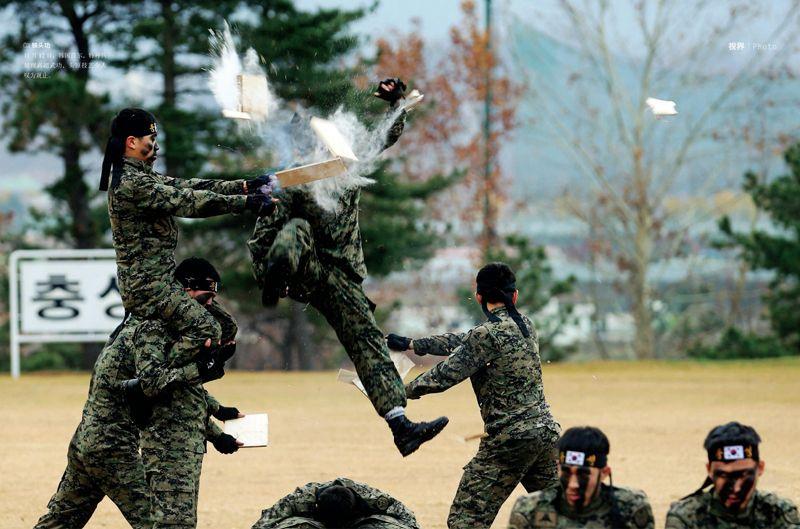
[387, 262, 561, 528]
[101, 108, 274, 368]
[248, 79, 447, 457]
[251, 477, 420, 529]
[507, 426, 654, 529]
[665, 421, 799, 529]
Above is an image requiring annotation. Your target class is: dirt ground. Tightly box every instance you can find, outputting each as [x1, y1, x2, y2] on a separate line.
[2, 359, 799, 529]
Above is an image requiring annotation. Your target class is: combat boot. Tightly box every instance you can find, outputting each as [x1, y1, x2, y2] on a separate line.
[261, 257, 290, 307]
[389, 415, 449, 457]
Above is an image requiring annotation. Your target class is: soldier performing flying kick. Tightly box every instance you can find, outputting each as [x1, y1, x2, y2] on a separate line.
[100, 107, 275, 369]
[247, 79, 448, 457]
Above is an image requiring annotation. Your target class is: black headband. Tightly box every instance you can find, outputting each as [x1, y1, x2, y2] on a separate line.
[183, 278, 219, 293]
[476, 280, 530, 337]
[100, 109, 157, 191]
[707, 443, 759, 463]
[559, 449, 608, 468]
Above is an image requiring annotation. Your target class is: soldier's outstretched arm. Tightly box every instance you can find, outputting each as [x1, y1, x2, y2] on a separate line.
[251, 485, 317, 529]
[161, 174, 245, 195]
[116, 172, 247, 218]
[411, 331, 469, 357]
[405, 327, 493, 399]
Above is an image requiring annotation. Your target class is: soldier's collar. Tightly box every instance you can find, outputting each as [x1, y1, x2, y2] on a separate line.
[122, 156, 153, 171]
[489, 306, 508, 316]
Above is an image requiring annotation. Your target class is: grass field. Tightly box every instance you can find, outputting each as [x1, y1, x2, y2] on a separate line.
[2, 359, 799, 529]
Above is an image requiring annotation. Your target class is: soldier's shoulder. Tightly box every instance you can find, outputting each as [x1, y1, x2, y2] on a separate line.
[612, 486, 651, 507]
[667, 492, 704, 517]
[756, 490, 799, 522]
[465, 321, 495, 343]
[509, 490, 556, 528]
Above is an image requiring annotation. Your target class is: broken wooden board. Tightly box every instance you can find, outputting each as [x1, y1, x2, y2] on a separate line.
[275, 158, 348, 188]
[310, 117, 359, 162]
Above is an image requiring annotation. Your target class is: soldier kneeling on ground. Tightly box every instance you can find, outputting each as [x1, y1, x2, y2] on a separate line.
[251, 477, 420, 529]
[665, 421, 799, 528]
[508, 426, 654, 528]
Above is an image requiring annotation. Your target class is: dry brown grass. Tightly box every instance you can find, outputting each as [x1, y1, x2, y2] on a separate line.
[2, 359, 799, 529]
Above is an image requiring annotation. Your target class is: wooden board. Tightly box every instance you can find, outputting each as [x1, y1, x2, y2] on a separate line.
[275, 158, 348, 188]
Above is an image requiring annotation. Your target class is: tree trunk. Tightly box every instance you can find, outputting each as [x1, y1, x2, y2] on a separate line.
[281, 301, 312, 371]
[631, 221, 654, 359]
[159, 0, 179, 178]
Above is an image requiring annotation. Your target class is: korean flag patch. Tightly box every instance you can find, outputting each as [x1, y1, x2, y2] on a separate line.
[565, 450, 585, 466]
[723, 445, 745, 460]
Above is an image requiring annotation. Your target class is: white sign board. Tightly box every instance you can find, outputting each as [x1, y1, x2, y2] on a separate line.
[9, 249, 121, 378]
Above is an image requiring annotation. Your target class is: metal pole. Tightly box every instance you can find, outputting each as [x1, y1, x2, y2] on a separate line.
[9, 251, 20, 379]
[483, 0, 493, 254]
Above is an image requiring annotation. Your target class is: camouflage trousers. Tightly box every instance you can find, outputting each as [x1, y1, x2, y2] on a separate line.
[128, 278, 224, 367]
[142, 449, 204, 529]
[448, 427, 559, 529]
[261, 516, 414, 529]
[33, 438, 150, 529]
[265, 218, 406, 416]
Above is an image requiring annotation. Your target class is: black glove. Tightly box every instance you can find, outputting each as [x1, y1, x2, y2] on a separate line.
[246, 173, 276, 194]
[196, 350, 225, 383]
[216, 342, 236, 363]
[386, 333, 412, 351]
[212, 432, 240, 454]
[245, 194, 276, 217]
[121, 379, 154, 427]
[374, 78, 407, 106]
[213, 405, 240, 421]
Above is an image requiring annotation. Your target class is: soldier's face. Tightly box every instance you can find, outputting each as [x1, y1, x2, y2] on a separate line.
[707, 459, 764, 511]
[126, 133, 159, 164]
[187, 289, 216, 306]
[559, 464, 609, 508]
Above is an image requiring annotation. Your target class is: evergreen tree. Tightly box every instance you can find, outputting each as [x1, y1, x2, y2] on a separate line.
[718, 143, 800, 353]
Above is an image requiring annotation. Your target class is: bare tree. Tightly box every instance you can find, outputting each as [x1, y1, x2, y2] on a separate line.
[507, 0, 800, 358]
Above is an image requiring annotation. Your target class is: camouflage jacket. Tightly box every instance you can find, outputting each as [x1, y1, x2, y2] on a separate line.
[508, 485, 655, 529]
[251, 477, 420, 529]
[108, 157, 247, 310]
[665, 489, 800, 528]
[133, 318, 225, 454]
[75, 312, 218, 455]
[407, 307, 558, 438]
[247, 111, 406, 285]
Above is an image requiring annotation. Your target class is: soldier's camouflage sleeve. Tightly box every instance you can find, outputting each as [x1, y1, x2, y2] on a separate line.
[405, 326, 494, 399]
[161, 175, 245, 195]
[133, 321, 201, 398]
[350, 481, 418, 527]
[412, 331, 468, 357]
[382, 110, 406, 151]
[247, 191, 294, 286]
[206, 300, 238, 343]
[618, 488, 654, 529]
[205, 417, 223, 441]
[116, 171, 246, 218]
[507, 494, 539, 529]
[253, 484, 318, 528]
[204, 390, 221, 416]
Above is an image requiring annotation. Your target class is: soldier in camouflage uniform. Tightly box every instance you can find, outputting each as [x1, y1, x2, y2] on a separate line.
[507, 426, 654, 529]
[251, 477, 420, 529]
[31, 320, 151, 529]
[33, 259, 241, 529]
[387, 262, 561, 528]
[132, 258, 244, 529]
[100, 108, 274, 369]
[665, 421, 799, 529]
[247, 79, 447, 457]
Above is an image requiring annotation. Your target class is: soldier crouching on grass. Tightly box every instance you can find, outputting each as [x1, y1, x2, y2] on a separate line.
[251, 477, 420, 529]
[507, 426, 654, 529]
[387, 262, 561, 529]
[665, 421, 799, 529]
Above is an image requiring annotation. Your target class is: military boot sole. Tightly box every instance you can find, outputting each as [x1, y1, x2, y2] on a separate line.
[395, 416, 449, 457]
